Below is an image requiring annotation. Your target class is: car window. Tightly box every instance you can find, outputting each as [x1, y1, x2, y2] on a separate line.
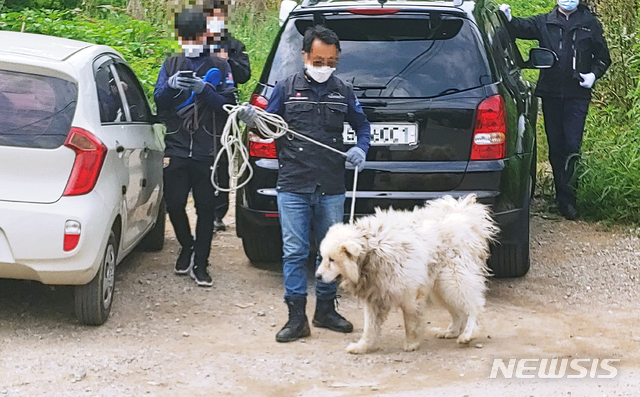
[112, 63, 152, 123]
[95, 64, 126, 123]
[0, 70, 77, 149]
[266, 15, 491, 98]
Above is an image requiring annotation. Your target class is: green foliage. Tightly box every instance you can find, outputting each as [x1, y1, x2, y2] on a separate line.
[230, 4, 280, 102]
[0, 8, 171, 100]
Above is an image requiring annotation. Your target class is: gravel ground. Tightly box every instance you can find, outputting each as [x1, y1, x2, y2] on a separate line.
[1, 199, 640, 396]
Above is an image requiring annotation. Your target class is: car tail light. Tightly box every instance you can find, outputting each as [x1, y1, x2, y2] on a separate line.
[64, 220, 81, 252]
[63, 127, 108, 196]
[470, 95, 507, 161]
[250, 94, 269, 110]
[348, 8, 399, 15]
[248, 132, 277, 159]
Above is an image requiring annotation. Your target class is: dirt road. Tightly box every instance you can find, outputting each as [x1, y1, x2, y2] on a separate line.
[2, 202, 640, 396]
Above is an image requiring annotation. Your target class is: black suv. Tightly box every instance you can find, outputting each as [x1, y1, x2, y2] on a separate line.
[236, 0, 555, 277]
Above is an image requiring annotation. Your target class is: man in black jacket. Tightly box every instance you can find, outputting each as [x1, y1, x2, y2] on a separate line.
[501, 0, 610, 219]
[154, 6, 236, 287]
[202, 0, 252, 231]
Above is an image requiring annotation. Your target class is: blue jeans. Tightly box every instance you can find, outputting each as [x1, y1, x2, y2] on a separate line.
[277, 191, 345, 300]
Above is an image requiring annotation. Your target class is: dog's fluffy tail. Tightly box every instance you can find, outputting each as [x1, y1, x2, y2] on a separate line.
[429, 195, 499, 272]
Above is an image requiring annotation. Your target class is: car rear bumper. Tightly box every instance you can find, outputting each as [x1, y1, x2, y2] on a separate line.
[237, 191, 523, 238]
[0, 193, 112, 285]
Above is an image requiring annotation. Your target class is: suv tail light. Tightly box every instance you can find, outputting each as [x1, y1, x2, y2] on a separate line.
[470, 95, 507, 161]
[250, 94, 269, 110]
[63, 127, 108, 196]
[249, 132, 277, 159]
[64, 220, 81, 252]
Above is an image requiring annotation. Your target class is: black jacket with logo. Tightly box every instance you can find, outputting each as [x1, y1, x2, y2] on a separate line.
[507, 4, 611, 98]
[265, 71, 371, 195]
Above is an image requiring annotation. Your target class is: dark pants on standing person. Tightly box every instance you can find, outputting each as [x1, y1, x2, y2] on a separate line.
[542, 97, 591, 208]
[213, 154, 229, 221]
[163, 156, 216, 265]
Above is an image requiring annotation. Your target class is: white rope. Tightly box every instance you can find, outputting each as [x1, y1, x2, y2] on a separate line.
[211, 103, 359, 223]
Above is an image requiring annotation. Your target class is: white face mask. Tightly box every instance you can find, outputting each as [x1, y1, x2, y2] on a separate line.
[558, 0, 579, 12]
[182, 44, 204, 58]
[305, 63, 336, 83]
[207, 17, 225, 34]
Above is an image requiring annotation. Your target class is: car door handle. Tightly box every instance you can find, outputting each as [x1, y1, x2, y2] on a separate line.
[116, 144, 125, 153]
[141, 179, 147, 188]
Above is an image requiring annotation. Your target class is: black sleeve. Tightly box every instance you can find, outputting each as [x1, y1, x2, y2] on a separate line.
[508, 14, 545, 41]
[228, 38, 251, 85]
[590, 19, 611, 79]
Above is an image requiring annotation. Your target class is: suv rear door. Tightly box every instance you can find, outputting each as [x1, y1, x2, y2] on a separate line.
[261, 11, 493, 210]
[0, 69, 78, 204]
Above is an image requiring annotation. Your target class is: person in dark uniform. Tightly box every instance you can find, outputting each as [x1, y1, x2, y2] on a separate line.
[238, 26, 371, 343]
[201, 0, 252, 232]
[154, 6, 236, 287]
[500, 0, 610, 219]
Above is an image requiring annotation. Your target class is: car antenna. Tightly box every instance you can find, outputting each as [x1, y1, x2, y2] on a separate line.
[378, 0, 387, 7]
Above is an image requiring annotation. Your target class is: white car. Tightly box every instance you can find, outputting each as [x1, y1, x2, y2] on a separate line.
[0, 31, 165, 325]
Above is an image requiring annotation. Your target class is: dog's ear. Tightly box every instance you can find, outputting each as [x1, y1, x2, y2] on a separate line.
[339, 240, 361, 284]
[340, 240, 361, 260]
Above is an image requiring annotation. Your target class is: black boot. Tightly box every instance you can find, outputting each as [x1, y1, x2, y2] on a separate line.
[276, 297, 311, 343]
[312, 297, 353, 333]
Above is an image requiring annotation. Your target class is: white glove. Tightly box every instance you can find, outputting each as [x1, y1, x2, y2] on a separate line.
[237, 103, 258, 128]
[500, 4, 512, 22]
[346, 147, 366, 171]
[579, 73, 596, 89]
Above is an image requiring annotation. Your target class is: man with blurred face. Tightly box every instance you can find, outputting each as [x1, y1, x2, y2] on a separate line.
[238, 26, 371, 343]
[154, 6, 236, 287]
[499, 1, 610, 219]
[201, 0, 251, 232]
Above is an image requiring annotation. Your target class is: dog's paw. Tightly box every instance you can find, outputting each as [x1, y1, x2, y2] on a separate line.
[456, 334, 474, 344]
[435, 330, 459, 339]
[346, 342, 370, 354]
[403, 341, 420, 352]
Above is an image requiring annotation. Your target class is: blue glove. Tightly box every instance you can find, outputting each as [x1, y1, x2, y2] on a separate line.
[237, 104, 257, 128]
[346, 147, 366, 171]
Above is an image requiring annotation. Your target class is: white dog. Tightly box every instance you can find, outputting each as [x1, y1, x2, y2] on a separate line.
[316, 195, 498, 354]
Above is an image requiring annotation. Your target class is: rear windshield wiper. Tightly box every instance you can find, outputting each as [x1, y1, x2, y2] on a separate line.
[353, 84, 388, 91]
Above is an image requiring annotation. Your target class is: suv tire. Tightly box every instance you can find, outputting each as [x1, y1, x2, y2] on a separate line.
[139, 200, 166, 252]
[242, 227, 283, 264]
[75, 230, 117, 325]
[489, 176, 531, 278]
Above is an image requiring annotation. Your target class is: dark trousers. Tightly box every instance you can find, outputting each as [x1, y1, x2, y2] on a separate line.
[163, 156, 216, 265]
[213, 155, 229, 221]
[542, 97, 591, 207]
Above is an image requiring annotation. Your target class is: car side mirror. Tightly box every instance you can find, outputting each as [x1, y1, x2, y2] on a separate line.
[279, 0, 297, 26]
[524, 48, 557, 69]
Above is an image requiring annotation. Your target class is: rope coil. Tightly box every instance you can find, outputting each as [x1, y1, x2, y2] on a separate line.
[212, 103, 359, 223]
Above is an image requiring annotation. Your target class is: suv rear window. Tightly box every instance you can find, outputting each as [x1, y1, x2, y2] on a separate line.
[266, 15, 491, 98]
[0, 70, 77, 149]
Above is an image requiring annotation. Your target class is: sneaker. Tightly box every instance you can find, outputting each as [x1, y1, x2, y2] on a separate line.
[213, 218, 226, 232]
[190, 264, 213, 287]
[174, 246, 194, 275]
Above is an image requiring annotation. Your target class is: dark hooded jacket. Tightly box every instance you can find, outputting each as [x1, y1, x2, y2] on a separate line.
[154, 53, 236, 161]
[507, 4, 611, 98]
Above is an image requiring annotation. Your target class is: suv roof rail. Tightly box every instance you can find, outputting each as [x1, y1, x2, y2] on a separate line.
[300, 0, 465, 8]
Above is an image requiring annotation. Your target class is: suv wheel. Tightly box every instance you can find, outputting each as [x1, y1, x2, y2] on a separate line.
[242, 227, 282, 264]
[139, 200, 166, 251]
[489, 176, 531, 278]
[75, 230, 117, 325]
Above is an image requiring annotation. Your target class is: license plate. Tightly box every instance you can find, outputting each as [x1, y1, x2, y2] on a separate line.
[343, 123, 418, 146]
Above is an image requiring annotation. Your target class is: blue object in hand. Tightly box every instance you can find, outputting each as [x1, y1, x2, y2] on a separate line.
[176, 68, 222, 110]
